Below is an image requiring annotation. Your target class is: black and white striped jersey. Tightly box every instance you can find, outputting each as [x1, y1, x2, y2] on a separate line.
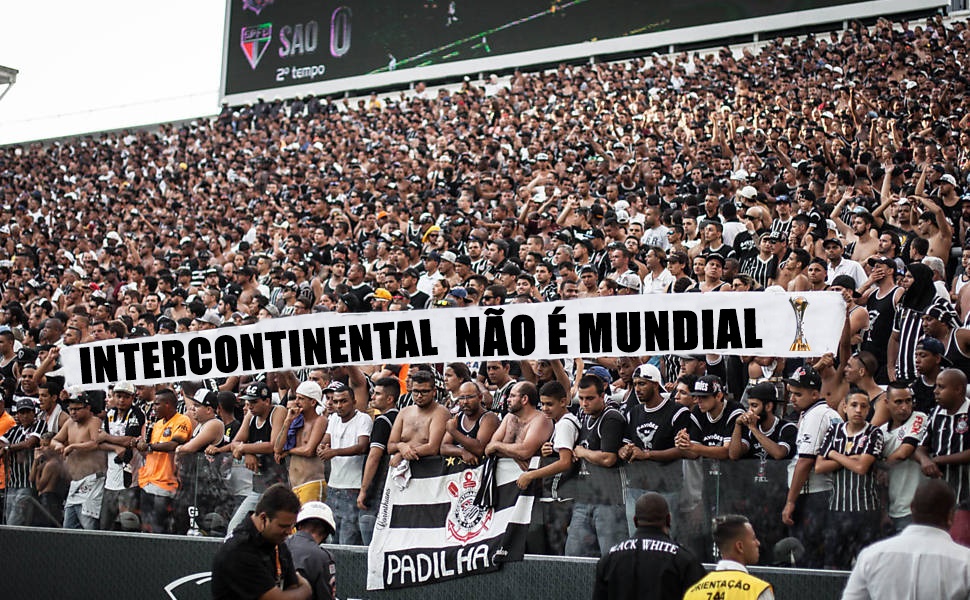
[2, 419, 47, 489]
[739, 254, 778, 289]
[923, 399, 970, 502]
[820, 422, 884, 512]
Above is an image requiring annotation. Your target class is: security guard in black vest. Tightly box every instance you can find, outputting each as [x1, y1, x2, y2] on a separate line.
[592, 492, 705, 600]
[683, 515, 774, 600]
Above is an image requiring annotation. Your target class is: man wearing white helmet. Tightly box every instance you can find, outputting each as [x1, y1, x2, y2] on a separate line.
[286, 501, 338, 600]
[275, 381, 329, 506]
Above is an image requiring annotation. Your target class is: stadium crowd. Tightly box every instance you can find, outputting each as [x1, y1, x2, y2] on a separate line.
[1, 12, 970, 571]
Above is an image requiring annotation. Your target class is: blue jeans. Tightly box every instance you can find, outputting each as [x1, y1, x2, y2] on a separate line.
[564, 502, 627, 557]
[359, 503, 378, 546]
[327, 487, 362, 545]
[4, 487, 35, 526]
[63, 504, 99, 530]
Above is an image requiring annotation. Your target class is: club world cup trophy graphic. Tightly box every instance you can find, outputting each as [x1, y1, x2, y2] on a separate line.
[789, 296, 811, 351]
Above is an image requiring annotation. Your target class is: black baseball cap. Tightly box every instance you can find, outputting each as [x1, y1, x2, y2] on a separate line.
[690, 375, 724, 397]
[746, 382, 778, 403]
[324, 381, 350, 394]
[193, 389, 219, 409]
[785, 366, 822, 390]
[239, 381, 271, 402]
[829, 275, 860, 298]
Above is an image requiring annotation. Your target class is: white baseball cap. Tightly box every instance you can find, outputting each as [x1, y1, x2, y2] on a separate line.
[295, 381, 323, 403]
[632, 363, 662, 383]
[296, 501, 336, 532]
[113, 381, 136, 395]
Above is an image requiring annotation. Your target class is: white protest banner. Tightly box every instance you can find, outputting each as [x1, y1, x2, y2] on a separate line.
[61, 291, 844, 390]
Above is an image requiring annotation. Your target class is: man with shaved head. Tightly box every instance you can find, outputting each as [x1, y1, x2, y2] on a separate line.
[843, 480, 970, 599]
[591, 492, 704, 600]
[915, 368, 970, 502]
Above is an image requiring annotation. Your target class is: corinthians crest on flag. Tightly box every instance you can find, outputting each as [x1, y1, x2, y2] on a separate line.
[240, 23, 272, 69]
[367, 456, 539, 590]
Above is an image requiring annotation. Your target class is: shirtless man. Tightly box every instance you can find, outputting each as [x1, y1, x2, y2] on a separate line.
[30, 432, 67, 526]
[775, 249, 811, 291]
[914, 196, 952, 261]
[388, 370, 450, 466]
[441, 381, 500, 465]
[52, 391, 107, 530]
[485, 381, 553, 467]
[275, 381, 328, 504]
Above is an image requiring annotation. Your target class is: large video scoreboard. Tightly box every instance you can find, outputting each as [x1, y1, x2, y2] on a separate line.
[221, 0, 946, 104]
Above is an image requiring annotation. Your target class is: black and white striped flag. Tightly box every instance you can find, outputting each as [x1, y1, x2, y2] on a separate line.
[366, 456, 539, 590]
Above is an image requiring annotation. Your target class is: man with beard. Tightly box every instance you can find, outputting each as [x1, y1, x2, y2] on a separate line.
[727, 382, 796, 461]
[441, 381, 500, 465]
[52, 391, 108, 530]
[357, 377, 400, 545]
[618, 363, 691, 537]
[485, 381, 553, 464]
[879, 382, 928, 532]
[387, 370, 450, 465]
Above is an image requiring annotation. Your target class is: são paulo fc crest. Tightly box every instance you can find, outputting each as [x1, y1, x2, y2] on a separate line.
[957, 414, 969, 435]
[446, 471, 492, 542]
[242, 0, 274, 15]
[240, 24, 273, 69]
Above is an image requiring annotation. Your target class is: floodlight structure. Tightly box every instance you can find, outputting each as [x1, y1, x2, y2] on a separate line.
[0, 65, 18, 103]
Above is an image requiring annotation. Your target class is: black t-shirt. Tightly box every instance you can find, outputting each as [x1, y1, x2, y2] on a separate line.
[738, 417, 798, 459]
[624, 398, 691, 452]
[592, 527, 706, 600]
[688, 401, 744, 447]
[408, 290, 430, 311]
[912, 376, 937, 417]
[103, 405, 147, 438]
[364, 408, 398, 505]
[220, 418, 242, 448]
[212, 514, 301, 600]
[576, 408, 625, 505]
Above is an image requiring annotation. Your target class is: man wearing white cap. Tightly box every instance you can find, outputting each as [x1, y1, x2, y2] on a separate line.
[618, 363, 691, 536]
[275, 381, 329, 505]
[286, 501, 338, 600]
[97, 381, 146, 530]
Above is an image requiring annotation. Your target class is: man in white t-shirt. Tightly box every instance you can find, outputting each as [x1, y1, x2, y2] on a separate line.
[318, 382, 372, 545]
[781, 366, 842, 568]
[879, 383, 928, 533]
[639, 205, 670, 250]
[641, 247, 675, 294]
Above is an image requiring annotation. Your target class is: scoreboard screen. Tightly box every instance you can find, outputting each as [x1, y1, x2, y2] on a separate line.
[221, 0, 945, 103]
